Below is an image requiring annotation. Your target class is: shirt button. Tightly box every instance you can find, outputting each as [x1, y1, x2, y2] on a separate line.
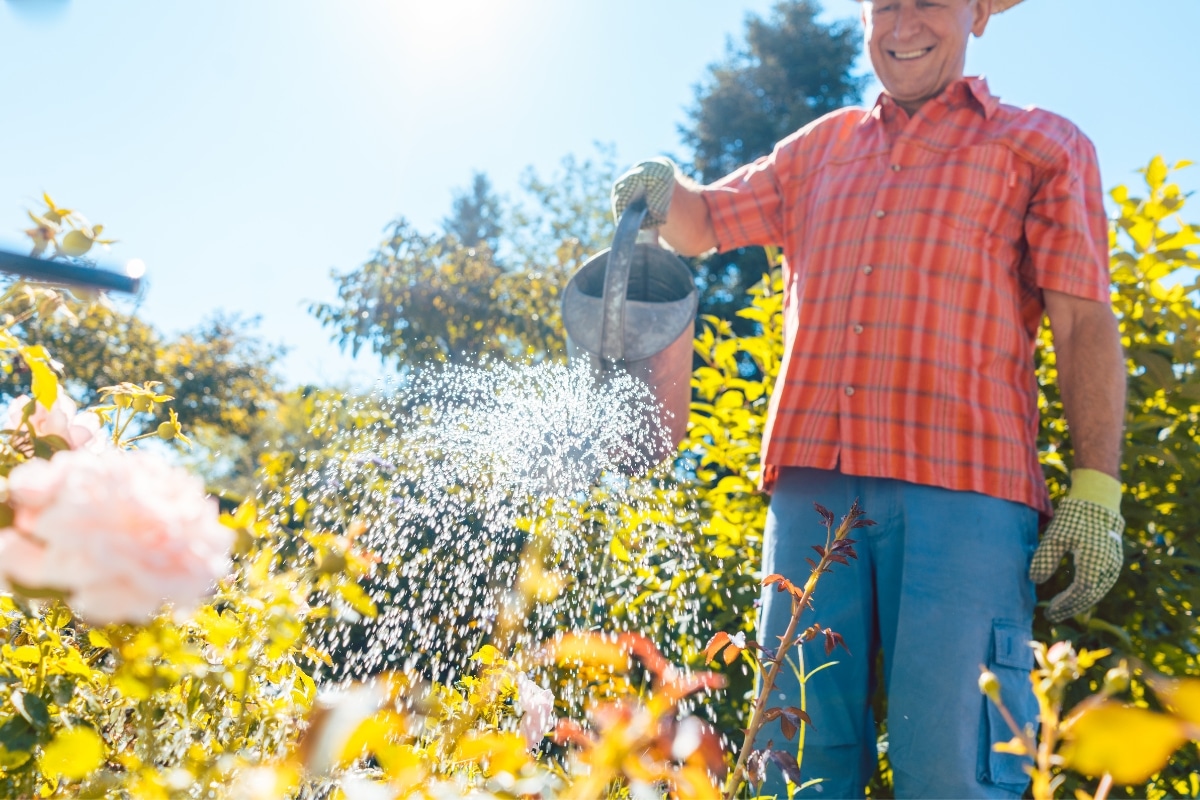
[891, 164, 902, 172]
[845, 386, 856, 397]
[875, 210, 886, 219]
[853, 323, 864, 334]
[862, 265, 874, 275]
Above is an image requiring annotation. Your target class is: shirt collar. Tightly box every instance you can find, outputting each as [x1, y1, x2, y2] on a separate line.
[872, 76, 1000, 122]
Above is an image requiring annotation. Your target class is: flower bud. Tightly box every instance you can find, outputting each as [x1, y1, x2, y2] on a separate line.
[132, 395, 154, 413]
[317, 551, 348, 575]
[115, 394, 133, 409]
[979, 669, 1002, 703]
[1103, 661, 1130, 695]
[157, 421, 177, 441]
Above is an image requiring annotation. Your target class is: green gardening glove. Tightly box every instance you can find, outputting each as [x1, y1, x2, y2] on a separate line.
[1029, 468, 1125, 623]
[611, 157, 677, 229]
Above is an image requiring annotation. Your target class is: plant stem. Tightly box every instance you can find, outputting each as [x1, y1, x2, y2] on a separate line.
[721, 523, 836, 799]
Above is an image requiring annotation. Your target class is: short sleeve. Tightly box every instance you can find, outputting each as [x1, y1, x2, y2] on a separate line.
[700, 148, 787, 253]
[1024, 130, 1111, 303]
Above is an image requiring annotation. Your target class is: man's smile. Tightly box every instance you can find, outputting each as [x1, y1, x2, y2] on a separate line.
[890, 46, 934, 60]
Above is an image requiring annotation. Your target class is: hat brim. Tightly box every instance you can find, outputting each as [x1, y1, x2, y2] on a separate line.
[856, 0, 1024, 10]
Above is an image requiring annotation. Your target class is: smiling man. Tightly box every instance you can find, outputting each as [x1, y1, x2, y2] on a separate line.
[612, 0, 1126, 797]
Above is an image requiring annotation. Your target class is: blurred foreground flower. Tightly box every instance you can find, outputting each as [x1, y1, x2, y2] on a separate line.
[515, 673, 557, 749]
[0, 448, 232, 624]
[3, 393, 105, 454]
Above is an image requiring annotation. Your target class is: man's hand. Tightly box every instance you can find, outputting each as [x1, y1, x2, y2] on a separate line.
[611, 158, 677, 228]
[1029, 468, 1124, 623]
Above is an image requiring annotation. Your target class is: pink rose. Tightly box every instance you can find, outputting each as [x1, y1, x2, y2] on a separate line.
[515, 673, 556, 749]
[4, 394, 105, 452]
[0, 449, 233, 625]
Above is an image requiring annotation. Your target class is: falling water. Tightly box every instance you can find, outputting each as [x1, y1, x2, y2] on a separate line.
[266, 359, 705, 692]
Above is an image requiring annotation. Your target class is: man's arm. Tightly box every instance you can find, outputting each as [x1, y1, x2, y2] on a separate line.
[1043, 289, 1126, 477]
[660, 176, 719, 257]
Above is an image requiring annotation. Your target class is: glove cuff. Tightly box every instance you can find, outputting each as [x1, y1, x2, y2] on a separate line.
[1067, 468, 1122, 514]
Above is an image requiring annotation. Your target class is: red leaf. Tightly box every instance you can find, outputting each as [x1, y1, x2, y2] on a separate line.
[811, 545, 827, 558]
[812, 503, 834, 525]
[784, 707, 813, 729]
[780, 714, 797, 740]
[704, 631, 731, 665]
[768, 748, 804, 785]
[552, 719, 592, 747]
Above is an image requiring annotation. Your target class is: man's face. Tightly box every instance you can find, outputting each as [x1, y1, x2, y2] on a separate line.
[862, 0, 991, 114]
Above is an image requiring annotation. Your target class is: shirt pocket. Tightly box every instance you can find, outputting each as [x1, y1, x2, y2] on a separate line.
[939, 144, 1029, 261]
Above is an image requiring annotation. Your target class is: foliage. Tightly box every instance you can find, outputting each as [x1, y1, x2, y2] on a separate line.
[8, 196, 287, 447]
[673, 266, 785, 734]
[313, 148, 622, 370]
[444, 171, 505, 254]
[1030, 157, 1200, 796]
[680, 0, 866, 185]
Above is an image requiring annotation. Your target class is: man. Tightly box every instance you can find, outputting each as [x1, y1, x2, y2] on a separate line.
[612, 0, 1126, 797]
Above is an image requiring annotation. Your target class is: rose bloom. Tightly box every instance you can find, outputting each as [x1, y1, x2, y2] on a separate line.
[4, 394, 106, 452]
[0, 449, 233, 625]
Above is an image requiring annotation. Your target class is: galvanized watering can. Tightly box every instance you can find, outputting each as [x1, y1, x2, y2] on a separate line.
[561, 199, 699, 467]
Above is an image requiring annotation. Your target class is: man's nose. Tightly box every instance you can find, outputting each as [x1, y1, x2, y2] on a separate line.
[891, 6, 923, 40]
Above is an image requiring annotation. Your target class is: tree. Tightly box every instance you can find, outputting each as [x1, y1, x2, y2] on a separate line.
[679, 0, 866, 328]
[313, 150, 622, 369]
[681, 0, 866, 184]
[443, 172, 505, 254]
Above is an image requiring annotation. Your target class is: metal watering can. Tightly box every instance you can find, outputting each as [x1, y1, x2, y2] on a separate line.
[562, 198, 699, 468]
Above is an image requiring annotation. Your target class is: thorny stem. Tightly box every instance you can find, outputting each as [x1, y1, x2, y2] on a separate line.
[722, 519, 839, 799]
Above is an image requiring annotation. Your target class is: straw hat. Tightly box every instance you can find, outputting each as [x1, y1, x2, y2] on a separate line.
[857, 0, 1024, 10]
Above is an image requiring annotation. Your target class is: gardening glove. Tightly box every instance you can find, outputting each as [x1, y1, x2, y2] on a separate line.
[1029, 468, 1125, 623]
[611, 157, 677, 229]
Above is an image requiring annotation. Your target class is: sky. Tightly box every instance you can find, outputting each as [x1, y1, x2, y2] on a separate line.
[0, 0, 1197, 388]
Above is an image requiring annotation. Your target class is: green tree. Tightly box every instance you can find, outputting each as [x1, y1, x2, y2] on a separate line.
[443, 171, 505, 254]
[313, 150, 622, 369]
[679, 0, 866, 329]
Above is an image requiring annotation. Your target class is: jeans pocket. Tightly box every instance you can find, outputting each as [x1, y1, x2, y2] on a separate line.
[978, 620, 1037, 793]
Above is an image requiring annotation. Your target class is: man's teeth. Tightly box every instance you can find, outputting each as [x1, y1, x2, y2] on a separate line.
[893, 47, 933, 60]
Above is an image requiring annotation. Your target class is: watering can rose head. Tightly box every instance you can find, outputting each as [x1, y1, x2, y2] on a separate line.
[0, 449, 233, 626]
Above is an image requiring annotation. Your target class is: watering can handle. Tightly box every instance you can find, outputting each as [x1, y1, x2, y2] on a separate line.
[600, 198, 649, 361]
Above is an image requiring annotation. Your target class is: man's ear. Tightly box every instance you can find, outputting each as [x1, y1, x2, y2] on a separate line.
[972, 0, 994, 37]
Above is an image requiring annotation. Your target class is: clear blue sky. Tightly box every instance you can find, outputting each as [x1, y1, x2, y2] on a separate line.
[1, 0, 1197, 387]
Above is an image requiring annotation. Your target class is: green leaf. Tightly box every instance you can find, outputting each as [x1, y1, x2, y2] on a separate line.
[0, 717, 37, 769]
[1132, 349, 1177, 390]
[11, 690, 50, 730]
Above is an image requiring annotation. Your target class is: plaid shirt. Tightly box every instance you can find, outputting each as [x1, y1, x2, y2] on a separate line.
[701, 77, 1111, 515]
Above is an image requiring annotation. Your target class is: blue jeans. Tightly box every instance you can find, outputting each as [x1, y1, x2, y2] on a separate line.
[756, 468, 1039, 799]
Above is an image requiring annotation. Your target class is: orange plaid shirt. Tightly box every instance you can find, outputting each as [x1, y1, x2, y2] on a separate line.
[701, 78, 1111, 515]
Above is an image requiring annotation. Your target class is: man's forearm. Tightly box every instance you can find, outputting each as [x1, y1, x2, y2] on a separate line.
[660, 176, 718, 257]
[1045, 291, 1126, 478]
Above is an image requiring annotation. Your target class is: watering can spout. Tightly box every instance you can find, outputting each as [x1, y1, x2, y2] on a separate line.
[561, 199, 699, 470]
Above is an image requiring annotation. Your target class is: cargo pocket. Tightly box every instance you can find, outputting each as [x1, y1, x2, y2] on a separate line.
[978, 620, 1037, 793]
